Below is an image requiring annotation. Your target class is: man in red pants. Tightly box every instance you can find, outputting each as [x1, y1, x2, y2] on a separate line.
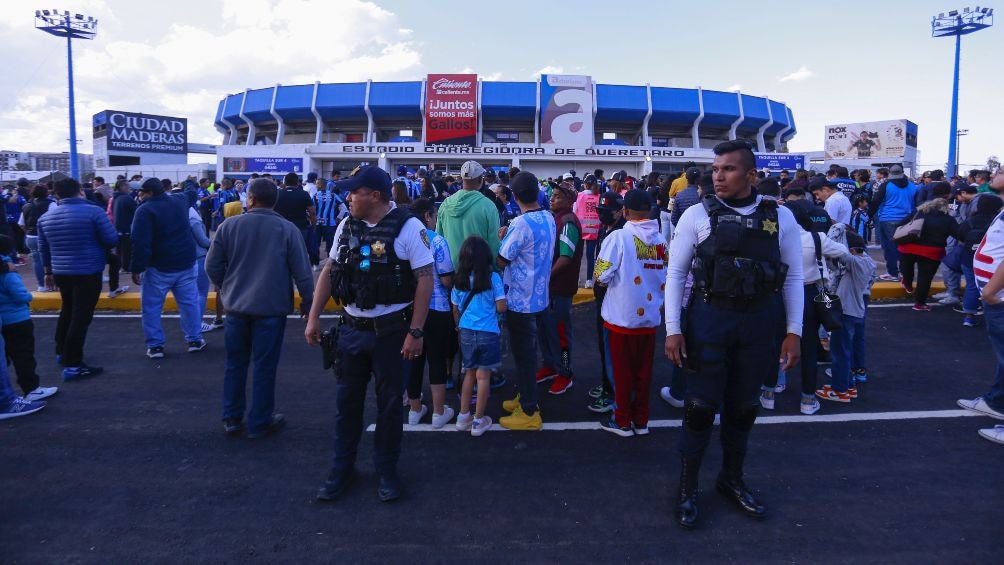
[592, 189, 667, 436]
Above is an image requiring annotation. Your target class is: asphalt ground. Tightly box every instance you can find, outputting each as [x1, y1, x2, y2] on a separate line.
[1, 301, 1002, 563]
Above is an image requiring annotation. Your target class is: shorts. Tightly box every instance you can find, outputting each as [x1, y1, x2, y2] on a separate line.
[459, 328, 502, 371]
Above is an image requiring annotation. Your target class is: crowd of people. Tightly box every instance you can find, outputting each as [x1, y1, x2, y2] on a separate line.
[2, 145, 1004, 528]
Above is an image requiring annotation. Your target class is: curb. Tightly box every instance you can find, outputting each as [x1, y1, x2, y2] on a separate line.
[27, 281, 944, 312]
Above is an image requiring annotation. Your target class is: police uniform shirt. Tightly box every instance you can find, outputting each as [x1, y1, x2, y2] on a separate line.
[328, 202, 434, 318]
[664, 194, 805, 337]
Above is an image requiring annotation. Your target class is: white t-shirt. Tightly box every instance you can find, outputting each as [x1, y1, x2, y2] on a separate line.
[824, 191, 852, 225]
[800, 229, 850, 285]
[974, 212, 1004, 300]
[328, 202, 434, 318]
[305, 182, 318, 199]
[665, 194, 805, 336]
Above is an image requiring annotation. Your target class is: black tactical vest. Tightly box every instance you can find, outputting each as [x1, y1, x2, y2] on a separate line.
[692, 194, 788, 309]
[329, 207, 417, 310]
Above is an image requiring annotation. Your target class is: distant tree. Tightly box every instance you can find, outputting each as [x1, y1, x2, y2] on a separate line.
[988, 155, 1001, 174]
[13, 162, 31, 171]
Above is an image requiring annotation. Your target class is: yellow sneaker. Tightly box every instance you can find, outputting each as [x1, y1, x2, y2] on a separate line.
[501, 394, 521, 413]
[499, 405, 543, 431]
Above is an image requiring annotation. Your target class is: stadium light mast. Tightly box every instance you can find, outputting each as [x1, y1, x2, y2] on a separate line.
[34, 9, 98, 181]
[931, 7, 992, 177]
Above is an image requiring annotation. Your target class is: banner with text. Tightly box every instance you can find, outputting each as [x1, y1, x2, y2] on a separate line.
[223, 157, 303, 174]
[539, 74, 594, 149]
[425, 74, 477, 145]
[93, 110, 187, 154]
[756, 153, 805, 171]
[824, 119, 917, 160]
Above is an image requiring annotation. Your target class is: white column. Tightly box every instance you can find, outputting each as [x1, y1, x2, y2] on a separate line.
[756, 96, 774, 153]
[270, 83, 285, 145]
[691, 86, 704, 149]
[641, 83, 652, 147]
[239, 89, 255, 146]
[728, 91, 744, 141]
[310, 81, 323, 145]
[774, 105, 793, 150]
[364, 80, 374, 144]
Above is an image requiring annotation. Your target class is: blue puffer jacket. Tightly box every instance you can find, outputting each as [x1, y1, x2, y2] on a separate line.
[38, 198, 118, 275]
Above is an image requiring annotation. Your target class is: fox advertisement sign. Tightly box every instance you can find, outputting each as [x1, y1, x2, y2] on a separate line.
[425, 74, 477, 145]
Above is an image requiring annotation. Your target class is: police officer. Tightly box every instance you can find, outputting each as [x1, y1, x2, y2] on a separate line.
[664, 140, 804, 529]
[305, 165, 434, 503]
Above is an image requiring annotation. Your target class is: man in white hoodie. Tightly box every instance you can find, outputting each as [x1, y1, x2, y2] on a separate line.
[592, 189, 667, 437]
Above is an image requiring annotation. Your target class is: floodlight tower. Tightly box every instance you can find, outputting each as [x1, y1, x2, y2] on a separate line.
[931, 7, 992, 177]
[34, 10, 98, 181]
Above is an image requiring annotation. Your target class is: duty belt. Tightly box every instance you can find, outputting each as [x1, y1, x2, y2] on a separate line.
[703, 294, 773, 313]
[341, 306, 413, 336]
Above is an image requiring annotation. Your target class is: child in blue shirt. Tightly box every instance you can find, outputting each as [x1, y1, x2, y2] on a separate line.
[0, 235, 57, 404]
[451, 236, 506, 436]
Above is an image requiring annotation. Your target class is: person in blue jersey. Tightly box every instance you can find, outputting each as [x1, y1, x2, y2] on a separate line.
[405, 198, 458, 428]
[313, 180, 347, 260]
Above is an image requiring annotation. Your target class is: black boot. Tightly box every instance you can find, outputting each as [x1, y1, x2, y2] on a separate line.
[675, 453, 703, 529]
[716, 450, 766, 518]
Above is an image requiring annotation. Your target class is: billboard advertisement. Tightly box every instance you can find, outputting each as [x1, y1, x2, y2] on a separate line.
[93, 110, 187, 154]
[425, 74, 477, 145]
[539, 74, 594, 149]
[223, 157, 302, 174]
[824, 119, 917, 160]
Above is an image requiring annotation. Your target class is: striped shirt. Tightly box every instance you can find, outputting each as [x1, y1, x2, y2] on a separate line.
[314, 190, 346, 227]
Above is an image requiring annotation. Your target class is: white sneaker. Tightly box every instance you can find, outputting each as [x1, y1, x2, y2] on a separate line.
[407, 404, 428, 426]
[931, 291, 950, 300]
[800, 398, 821, 415]
[938, 295, 960, 306]
[107, 285, 129, 298]
[659, 386, 684, 408]
[471, 415, 492, 436]
[455, 412, 473, 431]
[760, 391, 775, 410]
[200, 322, 216, 333]
[431, 406, 455, 429]
[584, 279, 594, 289]
[957, 397, 1004, 420]
[25, 386, 58, 401]
[977, 425, 1004, 445]
[36, 286, 47, 292]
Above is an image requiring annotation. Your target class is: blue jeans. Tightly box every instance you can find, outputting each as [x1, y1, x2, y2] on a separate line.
[961, 263, 981, 314]
[982, 302, 1004, 412]
[830, 314, 865, 392]
[195, 256, 210, 318]
[877, 220, 902, 277]
[25, 236, 45, 288]
[222, 314, 287, 432]
[0, 332, 15, 405]
[507, 310, 542, 414]
[852, 296, 868, 369]
[140, 266, 203, 347]
[538, 295, 573, 377]
[941, 240, 961, 295]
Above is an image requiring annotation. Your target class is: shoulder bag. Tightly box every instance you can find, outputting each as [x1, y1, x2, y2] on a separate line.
[811, 231, 843, 331]
[893, 211, 924, 244]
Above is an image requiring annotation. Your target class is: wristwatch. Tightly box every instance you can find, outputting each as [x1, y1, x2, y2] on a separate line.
[408, 327, 424, 338]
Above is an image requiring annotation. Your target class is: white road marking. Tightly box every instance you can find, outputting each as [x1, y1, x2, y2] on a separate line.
[373, 409, 983, 432]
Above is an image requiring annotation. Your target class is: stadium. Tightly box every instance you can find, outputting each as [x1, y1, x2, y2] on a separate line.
[212, 74, 797, 180]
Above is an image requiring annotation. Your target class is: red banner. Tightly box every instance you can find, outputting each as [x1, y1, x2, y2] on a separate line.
[425, 73, 477, 145]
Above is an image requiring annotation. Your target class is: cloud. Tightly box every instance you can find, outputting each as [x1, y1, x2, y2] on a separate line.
[534, 65, 564, 76]
[778, 65, 814, 83]
[0, 0, 423, 154]
[725, 84, 742, 92]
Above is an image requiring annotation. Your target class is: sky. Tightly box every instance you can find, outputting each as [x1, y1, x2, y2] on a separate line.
[1, 0, 1001, 171]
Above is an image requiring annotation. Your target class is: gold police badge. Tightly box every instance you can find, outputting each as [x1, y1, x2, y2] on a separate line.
[761, 219, 778, 236]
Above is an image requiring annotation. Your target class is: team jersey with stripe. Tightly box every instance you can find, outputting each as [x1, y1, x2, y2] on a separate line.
[974, 212, 1004, 299]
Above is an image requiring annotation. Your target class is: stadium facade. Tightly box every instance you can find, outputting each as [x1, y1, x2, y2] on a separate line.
[213, 74, 797, 179]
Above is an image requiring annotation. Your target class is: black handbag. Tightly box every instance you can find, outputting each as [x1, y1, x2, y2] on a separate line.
[811, 231, 843, 331]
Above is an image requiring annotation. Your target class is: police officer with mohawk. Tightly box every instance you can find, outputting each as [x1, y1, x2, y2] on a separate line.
[305, 165, 434, 503]
[664, 140, 804, 529]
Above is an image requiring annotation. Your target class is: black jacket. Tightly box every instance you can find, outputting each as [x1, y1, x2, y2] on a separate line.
[899, 209, 958, 249]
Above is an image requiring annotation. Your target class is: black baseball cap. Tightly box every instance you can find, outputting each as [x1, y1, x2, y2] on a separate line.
[611, 170, 628, 182]
[595, 191, 624, 211]
[332, 165, 392, 194]
[583, 174, 598, 185]
[623, 189, 653, 212]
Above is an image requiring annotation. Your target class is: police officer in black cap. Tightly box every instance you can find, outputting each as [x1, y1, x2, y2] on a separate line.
[664, 140, 804, 529]
[305, 165, 434, 503]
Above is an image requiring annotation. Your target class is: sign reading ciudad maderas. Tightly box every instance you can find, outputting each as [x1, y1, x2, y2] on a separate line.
[93, 110, 188, 154]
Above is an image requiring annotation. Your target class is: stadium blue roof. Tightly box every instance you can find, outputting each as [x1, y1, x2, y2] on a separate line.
[215, 81, 795, 145]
